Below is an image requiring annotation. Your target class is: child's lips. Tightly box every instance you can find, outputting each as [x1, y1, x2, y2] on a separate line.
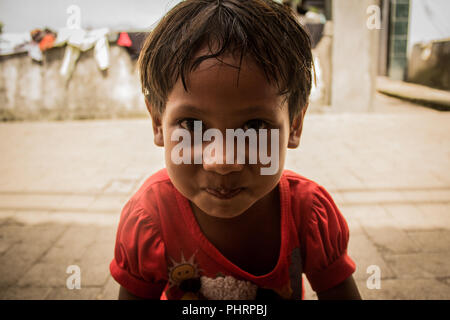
[204, 187, 244, 199]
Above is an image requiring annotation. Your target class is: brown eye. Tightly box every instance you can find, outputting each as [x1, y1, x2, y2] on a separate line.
[243, 119, 267, 131]
[179, 119, 197, 131]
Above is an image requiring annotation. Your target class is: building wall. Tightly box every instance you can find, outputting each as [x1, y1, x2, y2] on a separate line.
[0, 45, 147, 121]
[331, 0, 380, 112]
[387, 0, 410, 80]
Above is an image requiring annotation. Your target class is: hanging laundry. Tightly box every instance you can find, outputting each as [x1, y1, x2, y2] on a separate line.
[30, 29, 44, 42]
[0, 32, 30, 56]
[60, 45, 80, 82]
[30, 28, 57, 52]
[117, 32, 148, 59]
[94, 36, 109, 71]
[1, 28, 55, 58]
[117, 32, 132, 47]
[28, 41, 43, 62]
[39, 33, 56, 51]
[78, 28, 109, 51]
[54, 27, 110, 82]
[107, 32, 119, 43]
[53, 27, 85, 48]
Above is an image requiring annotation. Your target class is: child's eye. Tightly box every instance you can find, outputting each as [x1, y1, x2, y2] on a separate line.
[243, 119, 268, 131]
[178, 118, 198, 131]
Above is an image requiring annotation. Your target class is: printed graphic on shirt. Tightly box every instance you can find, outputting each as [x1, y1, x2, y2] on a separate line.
[168, 251, 201, 288]
[200, 274, 258, 299]
[167, 247, 303, 300]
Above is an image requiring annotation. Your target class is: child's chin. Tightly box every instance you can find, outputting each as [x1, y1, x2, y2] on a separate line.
[197, 201, 249, 219]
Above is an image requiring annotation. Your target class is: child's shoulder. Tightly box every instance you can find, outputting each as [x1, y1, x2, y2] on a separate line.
[129, 167, 171, 197]
[282, 169, 329, 198]
[281, 169, 342, 227]
[135, 168, 172, 193]
[123, 168, 176, 219]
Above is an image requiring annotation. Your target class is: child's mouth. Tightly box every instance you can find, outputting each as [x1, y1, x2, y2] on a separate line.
[204, 187, 244, 199]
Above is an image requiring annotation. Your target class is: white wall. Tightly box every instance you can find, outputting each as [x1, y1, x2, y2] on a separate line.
[331, 0, 379, 112]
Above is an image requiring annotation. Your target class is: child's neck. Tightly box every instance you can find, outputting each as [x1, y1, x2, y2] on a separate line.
[191, 185, 281, 275]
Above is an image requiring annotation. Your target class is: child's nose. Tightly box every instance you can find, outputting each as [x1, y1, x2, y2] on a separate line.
[202, 146, 244, 175]
[203, 161, 244, 175]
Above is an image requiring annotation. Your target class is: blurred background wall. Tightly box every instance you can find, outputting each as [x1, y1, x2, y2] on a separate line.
[330, 0, 379, 112]
[0, 0, 176, 121]
[0, 44, 145, 121]
[0, 0, 449, 121]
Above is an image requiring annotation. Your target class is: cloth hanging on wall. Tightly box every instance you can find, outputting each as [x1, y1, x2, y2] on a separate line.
[0, 33, 31, 56]
[0, 29, 55, 61]
[39, 34, 56, 51]
[60, 45, 80, 81]
[27, 28, 57, 61]
[27, 41, 43, 62]
[117, 32, 148, 59]
[54, 27, 110, 81]
[30, 28, 56, 51]
[117, 32, 132, 47]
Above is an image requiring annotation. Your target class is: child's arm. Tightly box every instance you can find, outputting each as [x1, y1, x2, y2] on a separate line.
[316, 275, 361, 300]
[111, 199, 168, 300]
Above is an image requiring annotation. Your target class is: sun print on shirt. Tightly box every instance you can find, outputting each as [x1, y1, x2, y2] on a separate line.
[168, 251, 201, 288]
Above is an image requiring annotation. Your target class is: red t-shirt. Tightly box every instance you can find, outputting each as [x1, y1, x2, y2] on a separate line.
[110, 168, 356, 299]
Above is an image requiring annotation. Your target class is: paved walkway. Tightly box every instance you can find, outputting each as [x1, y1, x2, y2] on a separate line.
[0, 93, 449, 299]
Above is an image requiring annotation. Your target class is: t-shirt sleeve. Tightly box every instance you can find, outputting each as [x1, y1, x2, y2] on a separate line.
[110, 200, 168, 299]
[301, 185, 356, 293]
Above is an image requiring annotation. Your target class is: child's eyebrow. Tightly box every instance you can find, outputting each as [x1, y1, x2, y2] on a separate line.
[176, 104, 279, 118]
[243, 105, 274, 115]
[176, 104, 207, 116]
[239, 105, 282, 119]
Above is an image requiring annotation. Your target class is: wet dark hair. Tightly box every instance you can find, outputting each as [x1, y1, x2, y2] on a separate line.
[138, 0, 313, 122]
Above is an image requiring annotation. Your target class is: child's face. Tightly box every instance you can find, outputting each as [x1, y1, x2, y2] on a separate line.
[148, 50, 306, 219]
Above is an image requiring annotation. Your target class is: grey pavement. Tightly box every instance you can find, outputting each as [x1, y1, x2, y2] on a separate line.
[0, 93, 449, 300]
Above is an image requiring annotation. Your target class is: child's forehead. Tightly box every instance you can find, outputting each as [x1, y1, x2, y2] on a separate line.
[171, 59, 284, 111]
[183, 50, 281, 100]
[162, 43, 289, 121]
[192, 45, 260, 73]
[166, 58, 287, 124]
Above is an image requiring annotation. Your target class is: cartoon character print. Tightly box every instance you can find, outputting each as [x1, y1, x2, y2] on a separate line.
[167, 247, 303, 300]
[167, 251, 204, 299]
[168, 252, 200, 283]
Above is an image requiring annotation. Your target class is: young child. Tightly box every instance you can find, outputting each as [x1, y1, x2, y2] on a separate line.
[110, 0, 361, 300]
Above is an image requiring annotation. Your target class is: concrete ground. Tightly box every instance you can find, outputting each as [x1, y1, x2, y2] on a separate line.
[0, 93, 449, 300]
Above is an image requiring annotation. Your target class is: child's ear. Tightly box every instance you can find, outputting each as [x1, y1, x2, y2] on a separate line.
[288, 104, 308, 149]
[145, 98, 164, 147]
